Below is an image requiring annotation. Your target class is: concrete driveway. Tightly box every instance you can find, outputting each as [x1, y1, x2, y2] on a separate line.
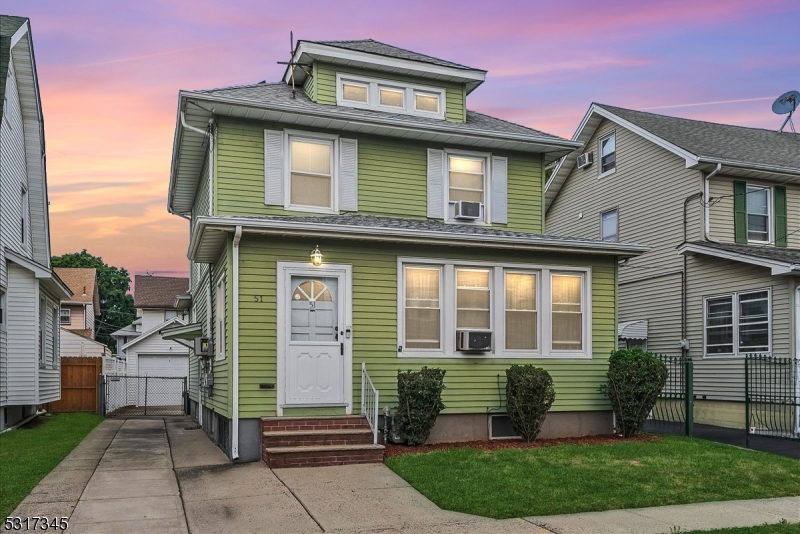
[14, 417, 546, 533]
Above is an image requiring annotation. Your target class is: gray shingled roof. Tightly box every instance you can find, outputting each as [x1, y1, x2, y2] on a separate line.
[687, 241, 800, 265]
[221, 214, 622, 244]
[309, 39, 480, 71]
[598, 104, 800, 171]
[197, 81, 564, 141]
[0, 15, 28, 119]
[134, 276, 189, 309]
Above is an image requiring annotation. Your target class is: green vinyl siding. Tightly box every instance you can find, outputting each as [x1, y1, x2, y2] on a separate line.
[215, 118, 543, 233]
[312, 63, 466, 123]
[235, 236, 617, 419]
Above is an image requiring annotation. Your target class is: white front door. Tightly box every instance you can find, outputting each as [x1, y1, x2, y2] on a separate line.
[279, 264, 351, 409]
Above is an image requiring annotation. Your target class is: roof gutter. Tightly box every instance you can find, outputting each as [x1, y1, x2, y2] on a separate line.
[696, 157, 800, 179]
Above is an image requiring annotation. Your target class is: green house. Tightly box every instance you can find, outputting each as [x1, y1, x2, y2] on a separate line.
[166, 39, 646, 463]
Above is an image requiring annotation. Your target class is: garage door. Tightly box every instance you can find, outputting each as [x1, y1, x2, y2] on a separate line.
[138, 354, 188, 377]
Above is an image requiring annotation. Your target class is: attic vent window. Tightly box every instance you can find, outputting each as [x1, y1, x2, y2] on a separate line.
[336, 73, 446, 120]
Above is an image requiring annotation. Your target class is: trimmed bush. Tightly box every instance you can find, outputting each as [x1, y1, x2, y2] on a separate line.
[600, 347, 668, 438]
[394, 367, 446, 446]
[505, 365, 556, 442]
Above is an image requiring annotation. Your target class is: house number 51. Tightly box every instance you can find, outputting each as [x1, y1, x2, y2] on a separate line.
[253, 295, 267, 303]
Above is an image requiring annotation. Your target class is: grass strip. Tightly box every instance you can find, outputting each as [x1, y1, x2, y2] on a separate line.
[0, 413, 104, 518]
[386, 435, 800, 519]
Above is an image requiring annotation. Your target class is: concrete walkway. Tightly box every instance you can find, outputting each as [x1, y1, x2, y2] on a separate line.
[13, 417, 800, 533]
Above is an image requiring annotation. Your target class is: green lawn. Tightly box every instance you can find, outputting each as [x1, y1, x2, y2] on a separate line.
[385, 435, 800, 519]
[0, 413, 103, 518]
[686, 521, 800, 533]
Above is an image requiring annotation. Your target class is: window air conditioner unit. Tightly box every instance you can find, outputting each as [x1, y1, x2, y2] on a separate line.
[194, 337, 211, 358]
[456, 330, 492, 352]
[454, 200, 483, 220]
[576, 152, 594, 169]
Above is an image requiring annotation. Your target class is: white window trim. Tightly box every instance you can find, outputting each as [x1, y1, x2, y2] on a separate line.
[600, 208, 619, 242]
[444, 149, 491, 225]
[215, 276, 226, 361]
[21, 186, 28, 244]
[335, 72, 446, 120]
[598, 132, 617, 179]
[401, 264, 444, 352]
[745, 184, 773, 245]
[502, 270, 541, 354]
[283, 131, 339, 214]
[0, 291, 6, 332]
[397, 257, 592, 359]
[703, 288, 772, 359]
[60, 307, 71, 325]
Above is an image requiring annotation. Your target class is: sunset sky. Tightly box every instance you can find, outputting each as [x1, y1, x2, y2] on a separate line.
[5, 0, 799, 279]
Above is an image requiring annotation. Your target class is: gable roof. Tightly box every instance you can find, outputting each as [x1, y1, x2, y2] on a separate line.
[54, 267, 100, 310]
[0, 15, 28, 119]
[134, 275, 189, 309]
[546, 103, 800, 210]
[678, 241, 800, 275]
[121, 316, 186, 351]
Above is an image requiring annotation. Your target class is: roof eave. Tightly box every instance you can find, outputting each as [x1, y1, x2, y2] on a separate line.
[189, 216, 648, 264]
[678, 242, 800, 276]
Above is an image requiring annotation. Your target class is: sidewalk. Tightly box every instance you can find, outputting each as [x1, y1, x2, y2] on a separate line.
[527, 497, 800, 534]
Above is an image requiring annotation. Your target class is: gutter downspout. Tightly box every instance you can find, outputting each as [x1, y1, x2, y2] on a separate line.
[232, 225, 242, 460]
[703, 164, 723, 243]
[683, 192, 704, 350]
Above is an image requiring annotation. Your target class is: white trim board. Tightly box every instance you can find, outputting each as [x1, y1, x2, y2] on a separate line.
[678, 243, 800, 276]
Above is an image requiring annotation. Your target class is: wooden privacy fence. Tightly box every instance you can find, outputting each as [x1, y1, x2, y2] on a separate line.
[45, 356, 103, 413]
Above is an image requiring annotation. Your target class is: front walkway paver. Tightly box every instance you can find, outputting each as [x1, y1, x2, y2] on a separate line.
[527, 496, 800, 534]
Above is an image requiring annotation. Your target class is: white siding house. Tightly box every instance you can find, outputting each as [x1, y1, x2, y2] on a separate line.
[0, 16, 71, 430]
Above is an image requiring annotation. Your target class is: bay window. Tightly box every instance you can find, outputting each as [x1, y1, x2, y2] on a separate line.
[704, 289, 770, 356]
[399, 260, 590, 358]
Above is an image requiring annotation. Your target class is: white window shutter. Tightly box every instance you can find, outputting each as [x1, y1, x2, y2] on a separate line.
[491, 156, 508, 224]
[264, 130, 284, 206]
[339, 138, 358, 212]
[427, 149, 445, 219]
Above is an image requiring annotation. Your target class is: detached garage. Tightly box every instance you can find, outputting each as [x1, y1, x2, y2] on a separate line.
[138, 354, 189, 377]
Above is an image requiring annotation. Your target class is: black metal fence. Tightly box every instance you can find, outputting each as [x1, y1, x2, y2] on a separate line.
[101, 375, 187, 417]
[644, 355, 694, 436]
[745, 355, 799, 445]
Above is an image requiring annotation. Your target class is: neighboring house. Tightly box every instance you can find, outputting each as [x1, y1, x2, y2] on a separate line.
[0, 16, 71, 431]
[166, 39, 646, 462]
[113, 275, 189, 377]
[546, 103, 800, 429]
[60, 328, 110, 358]
[53, 267, 101, 340]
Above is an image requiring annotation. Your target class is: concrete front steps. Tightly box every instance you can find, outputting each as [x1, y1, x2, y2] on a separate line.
[261, 415, 385, 468]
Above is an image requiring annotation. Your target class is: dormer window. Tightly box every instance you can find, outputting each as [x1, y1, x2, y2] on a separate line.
[336, 73, 445, 119]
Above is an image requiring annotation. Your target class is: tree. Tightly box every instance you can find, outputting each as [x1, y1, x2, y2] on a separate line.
[52, 250, 135, 351]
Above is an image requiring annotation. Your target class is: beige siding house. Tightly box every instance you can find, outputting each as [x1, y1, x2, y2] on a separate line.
[546, 103, 800, 429]
[53, 267, 101, 344]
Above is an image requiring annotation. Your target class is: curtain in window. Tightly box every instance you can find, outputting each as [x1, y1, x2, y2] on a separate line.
[449, 156, 484, 203]
[552, 274, 582, 350]
[456, 269, 490, 329]
[290, 139, 332, 208]
[405, 268, 440, 349]
[505, 273, 536, 350]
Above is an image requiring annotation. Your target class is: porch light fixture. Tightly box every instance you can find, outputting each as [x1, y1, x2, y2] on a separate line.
[310, 245, 323, 266]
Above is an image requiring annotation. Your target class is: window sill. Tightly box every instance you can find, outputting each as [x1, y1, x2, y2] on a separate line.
[283, 205, 339, 215]
[398, 351, 591, 360]
[598, 169, 616, 179]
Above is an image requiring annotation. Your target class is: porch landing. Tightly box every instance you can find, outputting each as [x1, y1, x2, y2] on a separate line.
[261, 415, 384, 468]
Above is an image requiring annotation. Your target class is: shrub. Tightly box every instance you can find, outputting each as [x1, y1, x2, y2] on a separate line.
[505, 365, 556, 442]
[600, 347, 668, 438]
[394, 367, 446, 446]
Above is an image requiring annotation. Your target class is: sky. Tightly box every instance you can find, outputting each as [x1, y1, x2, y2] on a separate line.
[5, 0, 799, 280]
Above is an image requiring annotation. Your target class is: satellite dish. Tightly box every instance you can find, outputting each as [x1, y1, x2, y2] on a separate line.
[773, 90, 799, 133]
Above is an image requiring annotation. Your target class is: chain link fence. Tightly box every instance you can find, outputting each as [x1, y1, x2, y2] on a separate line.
[101, 375, 187, 417]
